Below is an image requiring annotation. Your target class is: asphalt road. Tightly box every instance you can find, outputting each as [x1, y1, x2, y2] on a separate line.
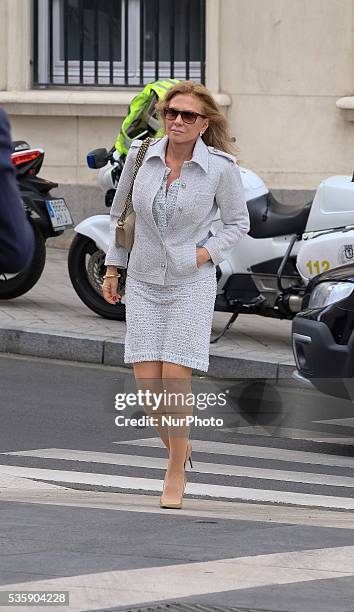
[1, 353, 354, 612]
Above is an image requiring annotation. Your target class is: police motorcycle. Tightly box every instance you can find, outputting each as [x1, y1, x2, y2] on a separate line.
[0, 141, 73, 299]
[68, 82, 354, 342]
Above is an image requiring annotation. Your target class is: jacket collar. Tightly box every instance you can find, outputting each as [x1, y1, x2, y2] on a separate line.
[145, 134, 209, 173]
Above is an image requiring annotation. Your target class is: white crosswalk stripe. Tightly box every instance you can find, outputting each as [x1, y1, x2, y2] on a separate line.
[2, 545, 354, 612]
[315, 417, 354, 428]
[115, 437, 354, 468]
[2, 437, 354, 510]
[1, 463, 354, 509]
[3, 447, 354, 488]
[220, 425, 354, 445]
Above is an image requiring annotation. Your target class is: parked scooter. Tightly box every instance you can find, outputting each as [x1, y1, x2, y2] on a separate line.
[0, 141, 73, 299]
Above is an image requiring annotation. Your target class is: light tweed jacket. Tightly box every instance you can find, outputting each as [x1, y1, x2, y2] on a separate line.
[104, 134, 250, 285]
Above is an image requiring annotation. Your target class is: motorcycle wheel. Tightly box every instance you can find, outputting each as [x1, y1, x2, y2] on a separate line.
[68, 233, 126, 320]
[0, 224, 46, 299]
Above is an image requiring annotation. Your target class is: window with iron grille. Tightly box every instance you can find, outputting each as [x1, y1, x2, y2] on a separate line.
[33, 0, 206, 87]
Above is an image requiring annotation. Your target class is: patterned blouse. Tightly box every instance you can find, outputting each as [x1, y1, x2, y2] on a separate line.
[152, 166, 180, 232]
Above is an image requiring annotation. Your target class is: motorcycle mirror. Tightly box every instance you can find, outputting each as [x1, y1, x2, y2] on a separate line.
[87, 148, 109, 169]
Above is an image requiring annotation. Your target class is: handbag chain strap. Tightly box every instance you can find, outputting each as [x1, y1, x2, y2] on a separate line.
[118, 137, 152, 224]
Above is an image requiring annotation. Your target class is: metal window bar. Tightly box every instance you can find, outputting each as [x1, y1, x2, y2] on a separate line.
[139, 0, 144, 85]
[154, 0, 159, 82]
[109, 0, 114, 85]
[33, 0, 39, 85]
[79, 0, 84, 84]
[200, 0, 206, 85]
[33, 0, 206, 88]
[169, 0, 175, 79]
[94, 0, 98, 84]
[49, 0, 53, 82]
[124, 0, 129, 85]
[185, 0, 190, 80]
[63, 0, 69, 83]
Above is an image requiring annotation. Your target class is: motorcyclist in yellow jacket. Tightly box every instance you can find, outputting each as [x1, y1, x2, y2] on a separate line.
[98, 79, 180, 191]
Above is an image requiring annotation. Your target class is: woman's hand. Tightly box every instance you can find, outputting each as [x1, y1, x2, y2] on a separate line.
[196, 247, 212, 268]
[102, 270, 122, 304]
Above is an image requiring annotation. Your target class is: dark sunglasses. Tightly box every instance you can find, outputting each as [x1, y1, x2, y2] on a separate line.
[164, 107, 206, 124]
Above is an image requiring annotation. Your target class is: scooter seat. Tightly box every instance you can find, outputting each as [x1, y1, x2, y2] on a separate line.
[247, 193, 312, 239]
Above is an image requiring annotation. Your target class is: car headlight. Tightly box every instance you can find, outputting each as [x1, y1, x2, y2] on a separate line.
[308, 281, 354, 308]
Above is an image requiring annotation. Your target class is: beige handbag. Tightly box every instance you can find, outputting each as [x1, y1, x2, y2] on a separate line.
[115, 137, 152, 252]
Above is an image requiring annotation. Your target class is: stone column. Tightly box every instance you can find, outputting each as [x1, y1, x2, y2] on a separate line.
[0, 0, 8, 90]
[6, 0, 32, 91]
[205, 0, 220, 94]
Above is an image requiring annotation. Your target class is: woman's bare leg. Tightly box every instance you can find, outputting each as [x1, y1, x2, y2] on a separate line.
[160, 362, 193, 504]
[133, 361, 170, 451]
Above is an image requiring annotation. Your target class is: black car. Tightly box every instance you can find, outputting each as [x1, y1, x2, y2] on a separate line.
[292, 262, 354, 399]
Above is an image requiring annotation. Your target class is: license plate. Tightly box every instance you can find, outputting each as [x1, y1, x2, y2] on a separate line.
[45, 198, 74, 230]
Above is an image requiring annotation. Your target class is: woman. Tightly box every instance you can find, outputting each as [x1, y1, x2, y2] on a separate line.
[103, 81, 250, 509]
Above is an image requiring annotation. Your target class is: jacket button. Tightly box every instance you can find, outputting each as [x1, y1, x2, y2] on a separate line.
[181, 182, 186, 188]
[178, 206, 182, 212]
[161, 263, 166, 268]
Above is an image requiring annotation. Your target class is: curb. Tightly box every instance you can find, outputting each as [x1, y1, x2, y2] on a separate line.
[0, 328, 296, 380]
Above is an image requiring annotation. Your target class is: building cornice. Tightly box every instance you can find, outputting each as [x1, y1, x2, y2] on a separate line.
[0, 89, 231, 116]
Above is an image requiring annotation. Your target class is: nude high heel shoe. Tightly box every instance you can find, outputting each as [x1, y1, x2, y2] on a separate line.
[183, 440, 193, 490]
[160, 442, 193, 509]
[160, 472, 184, 509]
[184, 440, 193, 470]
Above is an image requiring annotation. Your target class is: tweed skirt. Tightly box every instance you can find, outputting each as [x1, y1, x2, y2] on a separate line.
[124, 271, 217, 372]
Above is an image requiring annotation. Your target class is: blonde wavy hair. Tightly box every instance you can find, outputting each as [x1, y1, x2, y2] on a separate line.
[155, 80, 237, 156]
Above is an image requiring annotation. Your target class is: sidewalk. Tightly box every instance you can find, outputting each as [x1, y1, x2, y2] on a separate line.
[0, 248, 295, 378]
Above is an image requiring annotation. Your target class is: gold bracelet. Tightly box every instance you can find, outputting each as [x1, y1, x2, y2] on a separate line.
[103, 273, 121, 279]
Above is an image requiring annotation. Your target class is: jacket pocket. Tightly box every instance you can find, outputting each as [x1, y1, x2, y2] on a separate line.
[168, 242, 198, 276]
[128, 224, 161, 274]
